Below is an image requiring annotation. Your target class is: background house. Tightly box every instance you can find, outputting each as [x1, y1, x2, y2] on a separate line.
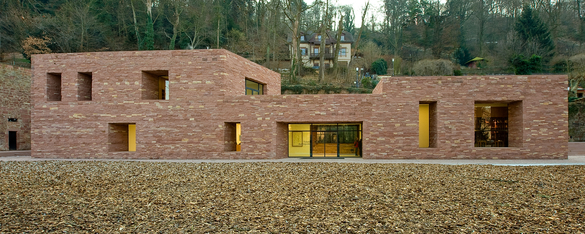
[295, 31, 353, 69]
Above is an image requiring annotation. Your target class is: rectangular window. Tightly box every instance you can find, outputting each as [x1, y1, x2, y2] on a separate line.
[77, 72, 92, 101]
[8, 131, 17, 150]
[341, 35, 345, 41]
[47, 73, 62, 101]
[301, 35, 305, 41]
[141, 70, 169, 100]
[225, 122, 241, 151]
[339, 48, 347, 57]
[475, 103, 509, 147]
[108, 123, 136, 152]
[245, 79, 264, 95]
[318, 35, 321, 40]
[301, 48, 307, 56]
[314, 48, 319, 54]
[419, 102, 437, 148]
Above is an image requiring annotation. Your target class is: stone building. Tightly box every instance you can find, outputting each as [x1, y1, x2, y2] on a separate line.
[0, 64, 31, 151]
[30, 50, 568, 159]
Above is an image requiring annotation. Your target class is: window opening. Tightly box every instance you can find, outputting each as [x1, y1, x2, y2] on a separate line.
[339, 48, 347, 56]
[47, 73, 62, 101]
[141, 70, 169, 100]
[341, 35, 345, 41]
[245, 79, 264, 95]
[419, 101, 437, 148]
[475, 103, 508, 147]
[225, 122, 241, 151]
[108, 123, 136, 152]
[77, 72, 92, 101]
[8, 131, 17, 150]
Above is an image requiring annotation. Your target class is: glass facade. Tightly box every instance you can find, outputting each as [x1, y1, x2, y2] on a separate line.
[288, 123, 362, 157]
[475, 103, 508, 147]
[245, 79, 264, 95]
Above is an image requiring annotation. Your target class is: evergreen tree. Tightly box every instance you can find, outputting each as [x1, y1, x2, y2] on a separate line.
[514, 5, 554, 60]
[144, 14, 155, 50]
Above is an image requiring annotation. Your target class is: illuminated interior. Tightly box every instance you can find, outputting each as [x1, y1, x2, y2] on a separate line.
[475, 103, 508, 147]
[159, 76, 169, 100]
[245, 79, 264, 95]
[288, 123, 362, 157]
[128, 124, 136, 151]
[419, 104, 429, 148]
[236, 123, 241, 151]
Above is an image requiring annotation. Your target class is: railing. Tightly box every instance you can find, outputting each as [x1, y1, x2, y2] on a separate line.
[309, 53, 334, 60]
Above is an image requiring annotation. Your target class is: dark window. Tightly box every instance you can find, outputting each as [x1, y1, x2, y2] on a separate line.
[8, 131, 17, 150]
[7, 118, 17, 122]
[245, 79, 264, 95]
[108, 123, 136, 152]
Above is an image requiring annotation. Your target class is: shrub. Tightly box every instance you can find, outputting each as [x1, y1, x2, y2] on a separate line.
[510, 54, 542, 75]
[412, 59, 454, 76]
[361, 77, 372, 89]
[371, 58, 388, 75]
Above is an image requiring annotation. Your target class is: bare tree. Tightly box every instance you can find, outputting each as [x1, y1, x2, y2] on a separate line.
[353, 1, 369, 58]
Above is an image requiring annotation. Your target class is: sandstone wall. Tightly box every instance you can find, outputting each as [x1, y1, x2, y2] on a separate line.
[30, 50, 568, 159]
[0, 64, 31, 150]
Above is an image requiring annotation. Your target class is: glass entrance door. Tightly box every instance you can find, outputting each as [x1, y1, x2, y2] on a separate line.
[289, 123, 361, 158]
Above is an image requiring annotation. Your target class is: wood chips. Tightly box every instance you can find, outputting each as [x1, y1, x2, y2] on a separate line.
[0, 161, 583, 233]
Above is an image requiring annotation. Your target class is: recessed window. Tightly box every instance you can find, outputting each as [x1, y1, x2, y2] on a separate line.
[245, 79, 264, 95]
[318, 35, 321, 40]
[77, 72, 92, 101]
[7, 118, 17, 122]
[475, 103, 509, 147]
[419, 101, 437, 148]
[341, 35, 345, 41]
[108, 123, 136, 152]
[47, 73, 62, 101]
[225, 122, 241, 151]
[339, 48, 347, 57]
[301, 48, 307, 56]
[314, 48, 319, 54]
[141, 70, 169, 100]
[301, 35, 305, 41]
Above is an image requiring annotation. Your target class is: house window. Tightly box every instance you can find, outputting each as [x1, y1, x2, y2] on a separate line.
[579, 93, 583, 98]
[301, 48, 307, 56]
[108, 123, 136, 152]
[47, 73, 62, 101]
[245, 79, 264, 95]
[341, 35, 345, 41]
[318, 35, 321, 41]
[142, 70, 169, 100]
[314, 48, 319, 54]
[339, 48, 347, 57]
[77, 72, 92, 101]
[301, 35, 305, 41]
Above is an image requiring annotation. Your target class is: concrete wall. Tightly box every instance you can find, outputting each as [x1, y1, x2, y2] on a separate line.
[0, 65, 31, 151]
[31, 50, 568, 159]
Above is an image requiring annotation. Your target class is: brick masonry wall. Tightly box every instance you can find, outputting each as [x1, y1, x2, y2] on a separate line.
[0, 64, 31, 151]
[31, 50, 568, 159]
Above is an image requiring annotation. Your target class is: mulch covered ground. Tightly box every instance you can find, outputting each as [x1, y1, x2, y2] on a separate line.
[0, 161, 583, 233]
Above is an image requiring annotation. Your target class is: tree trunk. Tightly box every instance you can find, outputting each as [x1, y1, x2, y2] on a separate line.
[319, 0, 329, 83]
[130, 0, 141, 50]
[353, 1, 369, 58]
[332, 13, 343, 73]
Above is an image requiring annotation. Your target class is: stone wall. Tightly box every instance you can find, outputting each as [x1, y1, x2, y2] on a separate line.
[30, 50, 568, 159]
[0, 64, 31, 150]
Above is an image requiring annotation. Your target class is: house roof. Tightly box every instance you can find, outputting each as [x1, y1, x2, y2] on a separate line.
[288, 31, 354, 44]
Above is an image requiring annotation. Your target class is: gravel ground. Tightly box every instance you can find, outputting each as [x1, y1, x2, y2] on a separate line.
[0, 161, 583, 233]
